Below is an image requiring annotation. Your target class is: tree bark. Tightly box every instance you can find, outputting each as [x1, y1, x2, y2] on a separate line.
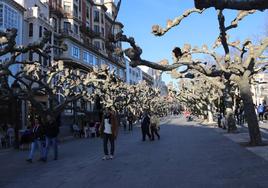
[194, 0, 268, 10]
[207, 104, 214, 123]
[238, 78, 262, 145]
[224, 83, 237, 132]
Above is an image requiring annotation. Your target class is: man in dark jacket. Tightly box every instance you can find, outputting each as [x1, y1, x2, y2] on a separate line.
[26, 117, 45, 163]
[141, 111, 151, 141]
[43, 115, 60, 161]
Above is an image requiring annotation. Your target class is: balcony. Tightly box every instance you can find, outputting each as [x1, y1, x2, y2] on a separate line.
[80, 26, 102, 38]
[25, 7, 49, 23]
[49, 2, 65, 17]
[59, 29, 80, 40]
[83, 39, 102, 53]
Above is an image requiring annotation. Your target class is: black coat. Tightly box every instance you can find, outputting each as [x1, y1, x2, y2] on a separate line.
[32, 125, 45, 140]
[141, 115, 150, 129]
[45, 118, 60, 138]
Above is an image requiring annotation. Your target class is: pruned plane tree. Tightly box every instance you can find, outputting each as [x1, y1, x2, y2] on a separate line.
[109, 1, 268, 145]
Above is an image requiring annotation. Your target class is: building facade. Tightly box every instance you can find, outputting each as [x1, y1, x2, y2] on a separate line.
[0, 0, 25, 147]
[0, 0, 24, 77]
[7, 0, 124, 131]
[139, 65, 168, 95]
[125, 58, 142, 85]
[252, 72, 268, 105]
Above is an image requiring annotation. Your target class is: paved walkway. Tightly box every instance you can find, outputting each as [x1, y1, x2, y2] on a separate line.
[1, 117, 268, 188]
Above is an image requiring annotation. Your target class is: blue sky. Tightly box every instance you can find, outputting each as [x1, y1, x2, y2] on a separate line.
[117, 0, 268, 84]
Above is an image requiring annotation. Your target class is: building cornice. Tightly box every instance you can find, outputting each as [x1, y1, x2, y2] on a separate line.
[4, 0, 26, 12]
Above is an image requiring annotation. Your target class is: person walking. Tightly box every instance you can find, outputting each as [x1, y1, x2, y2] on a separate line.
[26, 117, 46, 163]
[141, 111, 151, 141]
[43, 115, 60, 161]
[127, 113, 134, 131]
[257, 104, 265, 122]
[100, 108, 118, 160]
[150, 114, 160, 140]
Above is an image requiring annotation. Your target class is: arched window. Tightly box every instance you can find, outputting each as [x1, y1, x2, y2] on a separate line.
[29, 23, 33, 37]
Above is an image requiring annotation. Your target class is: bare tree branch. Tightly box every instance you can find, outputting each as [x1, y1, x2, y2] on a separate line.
[194, 0, 268, 10]
[151, 8, 205, 36]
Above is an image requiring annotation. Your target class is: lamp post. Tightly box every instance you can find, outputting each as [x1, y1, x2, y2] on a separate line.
[11, 82, 21, 149]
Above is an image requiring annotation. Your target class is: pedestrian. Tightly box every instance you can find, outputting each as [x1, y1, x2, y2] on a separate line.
[121, 114, 127, 131]
[43, 115, 60, 161]
[89, 120, 96, 138]
[238, 104, 244, 125]
[6, 124, 14, 147]
[257, 103, 265, 122]
[127, 113, 134, 131]
[26, 117, 46, 163]
[100, 108, 118, 160]
[20, 126, 32, 150]
[95, 121, 101, 137]
[216, 110, 222, 128]
[150, 114, 160, 140]
[141, 111, 151, 141]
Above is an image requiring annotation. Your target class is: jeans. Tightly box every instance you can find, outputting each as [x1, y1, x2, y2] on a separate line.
[44, 137, 58, 160]
[103, 133, 114, 156]
[28, 139, 45, 160]
[259, 113, 264, 121]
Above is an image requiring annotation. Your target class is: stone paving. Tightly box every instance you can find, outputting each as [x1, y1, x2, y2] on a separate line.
[1, 117, 268, 188]
[211, 120, 268, 163]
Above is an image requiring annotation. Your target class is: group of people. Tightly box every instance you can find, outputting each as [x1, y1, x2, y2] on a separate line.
[0, 124, 15, 148]
[72, 121, 101, 138]
[99, 109, 161, 160]
[21, 108, 161, 162]
[140, 111, 160, 141]
[120, 112, 134, 131]
[26, 115, 60, 163]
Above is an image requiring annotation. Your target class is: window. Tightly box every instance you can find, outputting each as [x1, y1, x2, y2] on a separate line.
[86, 6, 90, 18]
[94, 25, 100, 33]
[72, 45, 80, 59]
[38, 55, 42, 65]
[43, 58, 47, 66]
[39, 26, 42, 38]
[94, 10, 99, 22]
[4, 5, 19, 31]
[64, 4, 71, 12]
[101, 14, 104, 24]
[52, 17, 57, 32]
[74, 24, 78, 34]
[94, 41, 100, 49]
[83, 51, 88, 63]
[0, 4, 3, 27]
[101, 42, 105, 50]
[78, 0, 81, 11]
[86, 21, 90, 28]
[29, 51, 33, 61]
[73, 4, 78, 17]
[101, 27, 104, 37]
[95, 57, 100, 67]
[88, 53, 93, 65]
[29, 23, 33, 37]
[63, 22, 71, 32]
[83, 51, 93, 65]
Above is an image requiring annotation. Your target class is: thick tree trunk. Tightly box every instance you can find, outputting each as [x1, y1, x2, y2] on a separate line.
[238, 78, 262, 145]
[194, 0, 268, 10]
[207, 104, 214, 123]
[224, 83, 237, 132]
